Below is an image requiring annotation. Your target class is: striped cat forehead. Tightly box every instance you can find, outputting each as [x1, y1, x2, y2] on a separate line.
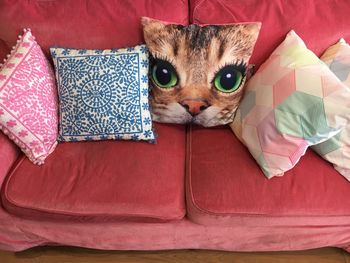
[176, 24, 227, 50]
[142, 17, 261, 59]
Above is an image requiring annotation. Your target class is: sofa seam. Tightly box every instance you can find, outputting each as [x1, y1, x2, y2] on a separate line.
[3, 195, 186, 221]
[191, 0, 206, 24]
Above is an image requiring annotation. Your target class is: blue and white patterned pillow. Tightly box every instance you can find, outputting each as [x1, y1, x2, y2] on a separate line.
[50, 45, 155, 142]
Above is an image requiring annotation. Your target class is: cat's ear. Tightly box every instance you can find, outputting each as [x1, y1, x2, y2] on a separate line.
[141, 17, 167, 37]
[142, 17, 164, 28]
[142, 17, 177, 56]
[240, 22, 262, 36]
[224, 22, 261, 42]
[222, 22, 262, 59]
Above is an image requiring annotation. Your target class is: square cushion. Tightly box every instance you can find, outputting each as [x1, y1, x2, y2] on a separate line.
[0, 29, 58, 164]
[2, 123, 186, 222]
[187, 125, 350, 226]
[50, 45, 154, 142]
[231, 31, 350, 178]
[142, 17, 261, 127]
[312, 39, 350, 180]
[321, 38, 350, 85]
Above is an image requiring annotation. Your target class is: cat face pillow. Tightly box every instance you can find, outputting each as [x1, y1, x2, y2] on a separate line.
[142, 17, 261, 127]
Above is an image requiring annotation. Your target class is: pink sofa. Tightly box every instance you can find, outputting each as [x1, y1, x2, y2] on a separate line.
[1, 0, 350, 252]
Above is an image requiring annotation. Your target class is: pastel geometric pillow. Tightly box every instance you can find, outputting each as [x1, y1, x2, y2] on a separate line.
[312, 39, 350, 181]
[320, 38, 350, 86]
[50, 45, 155, 142]
[231, 31, 350, 179]
[0, 29, 58, 164]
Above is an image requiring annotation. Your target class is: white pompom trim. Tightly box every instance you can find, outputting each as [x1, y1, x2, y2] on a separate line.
[0, 28, 34, 71]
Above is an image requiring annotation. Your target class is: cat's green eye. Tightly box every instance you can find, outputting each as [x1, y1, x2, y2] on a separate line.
[214, 65, 243, 93]
[151, 60, 178, 88]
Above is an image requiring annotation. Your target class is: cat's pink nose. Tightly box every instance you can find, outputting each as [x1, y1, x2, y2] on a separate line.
[180, 99, 209, 116]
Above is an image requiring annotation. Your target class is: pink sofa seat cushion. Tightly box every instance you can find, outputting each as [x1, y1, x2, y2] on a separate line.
[187, 125, 350, 226]
[2, 123, 186, 222]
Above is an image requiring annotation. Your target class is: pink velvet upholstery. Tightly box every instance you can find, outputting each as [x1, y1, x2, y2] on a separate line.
[2, 217, 350, 252]
[1, 0, 350, 254]
[0, 39, 8, 61]
[187, 125, 350, 226]
[190, 0, 350, 67]
[2, 123, 186, 222]
[0, 133, 20, 186]
[0, 0, 189, 222]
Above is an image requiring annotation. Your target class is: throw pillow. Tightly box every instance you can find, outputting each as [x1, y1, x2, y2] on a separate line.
[312, 39, 350, 181]
[50, 45, 155, 142]
[231, 31, 350, 179]
[142, 17, 261, 127]
[0, 29, 58, 164]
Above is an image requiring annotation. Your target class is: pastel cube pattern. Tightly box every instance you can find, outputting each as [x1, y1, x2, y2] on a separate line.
[0, 29, 58, 164]
[231, 31, 350, 178]
[50, 45, 155, 142]
[312, 39, 350, 181]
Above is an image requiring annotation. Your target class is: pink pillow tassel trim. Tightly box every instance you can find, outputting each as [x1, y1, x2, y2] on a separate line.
[0, 29, 58, 164]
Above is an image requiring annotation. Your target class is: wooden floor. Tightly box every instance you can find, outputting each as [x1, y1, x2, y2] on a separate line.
[0, 247, 349, 263]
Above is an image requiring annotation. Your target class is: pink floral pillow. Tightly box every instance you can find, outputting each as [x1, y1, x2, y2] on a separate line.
[0, 29, 58, 164]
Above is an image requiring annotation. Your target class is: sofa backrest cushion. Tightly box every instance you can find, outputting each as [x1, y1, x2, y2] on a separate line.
[0, 0, 189, 54]
[190, 0, 350, 68]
